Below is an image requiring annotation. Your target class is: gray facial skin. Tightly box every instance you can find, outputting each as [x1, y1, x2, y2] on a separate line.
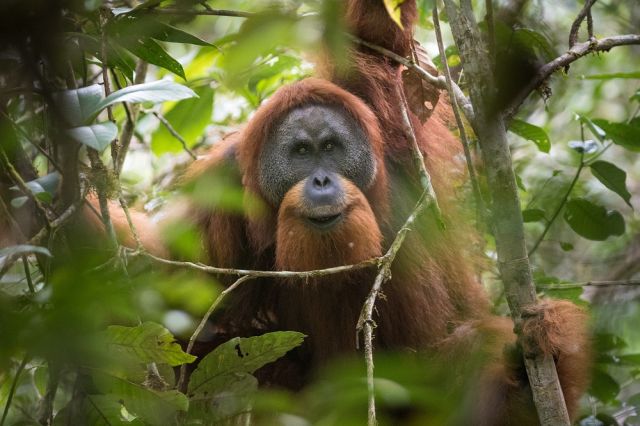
[258, 104, 376, 207]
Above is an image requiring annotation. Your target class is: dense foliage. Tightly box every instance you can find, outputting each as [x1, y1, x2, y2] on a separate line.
[0, 0, 638, 425]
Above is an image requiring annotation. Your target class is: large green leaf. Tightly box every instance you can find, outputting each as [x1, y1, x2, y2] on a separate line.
[151, 85, 214, 155]
[592, 118, 640, 152]
[590, 367, 620, 404]
[522, 208, 546, 223]
[590, 161, 632, 208]
[53, 84, 104, 126]
[103, 322, 196, 367]
[66, 122, 118, 152]
[188, 331, 305, 395]
[91, 80, 197, 118]
[509, 119, 551, 152]
[117, 37, 186, 79]
[564, 198, 625, 241]
[92, 372, 188, 426]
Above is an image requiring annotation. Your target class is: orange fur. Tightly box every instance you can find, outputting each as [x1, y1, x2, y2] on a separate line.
[276, 177, 382, 271]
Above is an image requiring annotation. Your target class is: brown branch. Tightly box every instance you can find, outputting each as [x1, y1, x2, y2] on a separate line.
[130, 249, 380, 278]
[569, 0, 597, 48]
[443, 0, 571, 423]
[505, 34, 640, 121]
[349, 35, 476, 126]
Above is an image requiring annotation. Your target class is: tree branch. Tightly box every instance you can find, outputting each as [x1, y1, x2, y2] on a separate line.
[143, 8, 254, 18]
[569, 0, 597, 48]
[349, 35, 476, 126]
[505, 34, 640, 121]
[152, 112, 197, 160]
[442, 0, 571, 423]
[539, 280, 640, 290]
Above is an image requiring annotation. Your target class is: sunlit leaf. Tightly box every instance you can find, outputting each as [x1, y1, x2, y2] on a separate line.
[509, 119, 550, 152]
[564, 198, 625, 241]
[592, 119, 640, 152]
[102, 322, 196, 367]
[53, 395, 136, 426]
[590, 161, 632, 208]
[66, 122, 118, 152]
[383, 0, 406, 29]
[92, 80, 197, 118]
[111, 15, 212, 46]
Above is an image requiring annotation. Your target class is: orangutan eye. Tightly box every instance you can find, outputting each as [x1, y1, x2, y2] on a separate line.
[323, 142, 334, 151]
[293, 143, 309, 156]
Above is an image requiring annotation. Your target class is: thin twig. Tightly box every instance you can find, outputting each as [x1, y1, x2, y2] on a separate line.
[131, 249, 380, 278]
[0, 189, 85, 277]
[569, 0, 597, 48]
[0, 356, 29, 426]
[100, 10, 120, 169]
[356, 190, 431, 426]
[0, 111, 62, 172]
[142, 8, 254, 18]
[539, 280, 640, 290]
[22, 256, 35, 293]
[87, 151, 119, 252]
[349, 35, 476, 126]
[528, 151, 584, 257]
[152, 112, 198, 160]
[177, 275, 254, 392]
[0, 149, 52, 228]
[505, 34, 640, 121]
[433, 6, 486, 226]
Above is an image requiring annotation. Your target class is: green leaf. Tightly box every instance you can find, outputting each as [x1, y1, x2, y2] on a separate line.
[187, 373, 257, 423]
[103, 322, 196, 367]
[118, 37, 186, 79]
[383, 0, 406, 29]
[111, 15, 212, 46]
[0, 244, 52, 260]
[151, 86, 213, 155]
[559, 242, 574, 251]
[91, 80, 197, 118]
[53, 395, 137, 426]
[589, 368, 620, 404]
[53, 84, 104, 126]
[590, 161, 633, 208]
[592, 119, 640, 152]
[581, 71, 640, 80]
[66, 122, 118, 152]
[522, 208, 546, 222]
[188, 331, 305, 395]
[509, 119, 550, 152]
[92, 372, 188, 426]
[577, 114, 606, 143]
[564, 198, 625, 241]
